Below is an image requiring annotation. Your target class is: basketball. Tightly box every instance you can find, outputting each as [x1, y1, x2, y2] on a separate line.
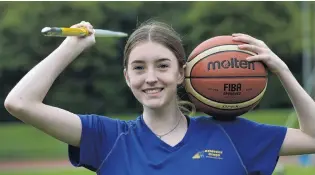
[184, 35, 268, 118]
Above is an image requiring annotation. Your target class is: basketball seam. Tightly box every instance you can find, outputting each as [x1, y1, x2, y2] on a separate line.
[188, 44, 256, 62]
[190, 80, 267, 104]
[189, 44, 240, 61]
[188, 92, 260, 111]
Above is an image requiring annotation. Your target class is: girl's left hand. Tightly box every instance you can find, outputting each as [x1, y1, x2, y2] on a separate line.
[232, 33, 289, 75]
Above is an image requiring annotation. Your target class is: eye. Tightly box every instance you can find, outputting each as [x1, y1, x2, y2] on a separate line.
[158, 64, 169, 69]
[133, 66, 144, 70]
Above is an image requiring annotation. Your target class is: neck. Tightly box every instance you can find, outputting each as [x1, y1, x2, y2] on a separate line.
[142, 100, 186, 136]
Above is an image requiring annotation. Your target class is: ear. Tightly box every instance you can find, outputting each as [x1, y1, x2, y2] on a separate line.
[177, 64, 186, 85]
[124, 68, 131, 87]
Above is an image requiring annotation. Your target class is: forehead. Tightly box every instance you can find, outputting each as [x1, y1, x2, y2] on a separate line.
[128, 42, 177, 64]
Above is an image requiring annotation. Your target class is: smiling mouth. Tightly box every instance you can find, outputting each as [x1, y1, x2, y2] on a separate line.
[143, 88, 164, 94]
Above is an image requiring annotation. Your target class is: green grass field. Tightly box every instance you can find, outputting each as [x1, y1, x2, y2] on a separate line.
[0, 168, 94, 175]
[1, 109, 314, 174]
[0, 165, 315, 175]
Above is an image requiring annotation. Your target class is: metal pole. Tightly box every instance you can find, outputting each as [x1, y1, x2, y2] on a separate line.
[313, 1, 315, 71]
[302, 1, 312, 90]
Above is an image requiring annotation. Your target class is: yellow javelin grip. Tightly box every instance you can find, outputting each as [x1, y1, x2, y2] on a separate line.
[41, 27, 90, 37]
[61, 27, 90, 36]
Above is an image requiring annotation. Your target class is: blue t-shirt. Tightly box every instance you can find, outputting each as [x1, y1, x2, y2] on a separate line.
[68, 114, 287, 175]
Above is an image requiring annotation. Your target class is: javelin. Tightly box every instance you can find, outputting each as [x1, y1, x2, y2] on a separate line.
[41, 27, 128, 38]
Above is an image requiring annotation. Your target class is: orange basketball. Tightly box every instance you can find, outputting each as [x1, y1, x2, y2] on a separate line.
[184, 35, 268, 118]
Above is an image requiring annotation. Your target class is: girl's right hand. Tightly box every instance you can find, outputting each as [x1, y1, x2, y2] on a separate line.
[63, 21, 96, 51]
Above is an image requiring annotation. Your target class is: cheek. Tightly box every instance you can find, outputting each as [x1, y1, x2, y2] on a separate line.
[163, 70, 180, 84]
[128, 79, 143, 100]
[128, 75, 143, 89]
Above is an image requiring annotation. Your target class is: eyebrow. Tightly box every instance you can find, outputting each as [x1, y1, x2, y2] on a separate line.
[130, 58, 171, 64]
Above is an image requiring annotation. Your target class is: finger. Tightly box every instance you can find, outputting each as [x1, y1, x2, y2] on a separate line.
[71, 21, 91, 28]
[232, 33, 263, 47]
[232, 33, 257, 40]
[71, 21, 94, 34]
[79, 21, 93, 34]
[246, 54, 269, 62]
[232, 35, 251, 43]
[232, 33, 252, 37]
[84, 22, 94, 34]
[82, 21, 93, 28]
[70, 21, 85, 28]
[238, 44, 264, 54]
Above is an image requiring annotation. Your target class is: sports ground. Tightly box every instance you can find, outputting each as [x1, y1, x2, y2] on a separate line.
[0, 109, 314, 175]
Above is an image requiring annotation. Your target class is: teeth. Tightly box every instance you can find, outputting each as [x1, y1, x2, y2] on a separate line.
[144, 88, 162, 94]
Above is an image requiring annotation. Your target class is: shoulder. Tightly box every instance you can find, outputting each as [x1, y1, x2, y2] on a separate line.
[192, 115, 287, 132]
[190, 115, 260, 129]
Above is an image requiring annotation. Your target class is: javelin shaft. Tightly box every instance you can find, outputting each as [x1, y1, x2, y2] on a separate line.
[41, 27, 128, 37]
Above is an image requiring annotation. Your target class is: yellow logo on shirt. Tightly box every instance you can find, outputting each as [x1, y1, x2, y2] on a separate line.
[192, 149, 223, 160]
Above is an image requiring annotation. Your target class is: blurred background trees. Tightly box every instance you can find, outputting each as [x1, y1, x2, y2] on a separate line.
[1, 1, 314, 122]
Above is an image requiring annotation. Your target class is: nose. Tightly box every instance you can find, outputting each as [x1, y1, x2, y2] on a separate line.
[145, 69, 158, 85]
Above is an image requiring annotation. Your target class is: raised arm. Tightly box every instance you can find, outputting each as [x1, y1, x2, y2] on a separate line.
[232, 33, 315, 156]
[4, 21, 95, 147]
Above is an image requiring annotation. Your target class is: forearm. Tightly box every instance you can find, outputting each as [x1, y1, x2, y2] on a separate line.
[277, 69, 315, 137]
[5, 39, 83, 104]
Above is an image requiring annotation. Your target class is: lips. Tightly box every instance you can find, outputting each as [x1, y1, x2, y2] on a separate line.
[143, 88, 164, 94]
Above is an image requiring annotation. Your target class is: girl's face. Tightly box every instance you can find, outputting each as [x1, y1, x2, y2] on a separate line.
[124, 41, 184, 110]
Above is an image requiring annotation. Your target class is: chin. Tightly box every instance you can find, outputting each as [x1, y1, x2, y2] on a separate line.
[141, 99, 175, 109]
[142, 99, 167, 109]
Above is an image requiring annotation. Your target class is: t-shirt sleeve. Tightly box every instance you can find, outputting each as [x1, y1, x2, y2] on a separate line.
[68, 114, 125, 172]
[222, 119, 287, 175]
[245, 122, 287, 175]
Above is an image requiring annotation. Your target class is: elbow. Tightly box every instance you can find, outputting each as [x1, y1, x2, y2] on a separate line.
[4, 96, 27, 116]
